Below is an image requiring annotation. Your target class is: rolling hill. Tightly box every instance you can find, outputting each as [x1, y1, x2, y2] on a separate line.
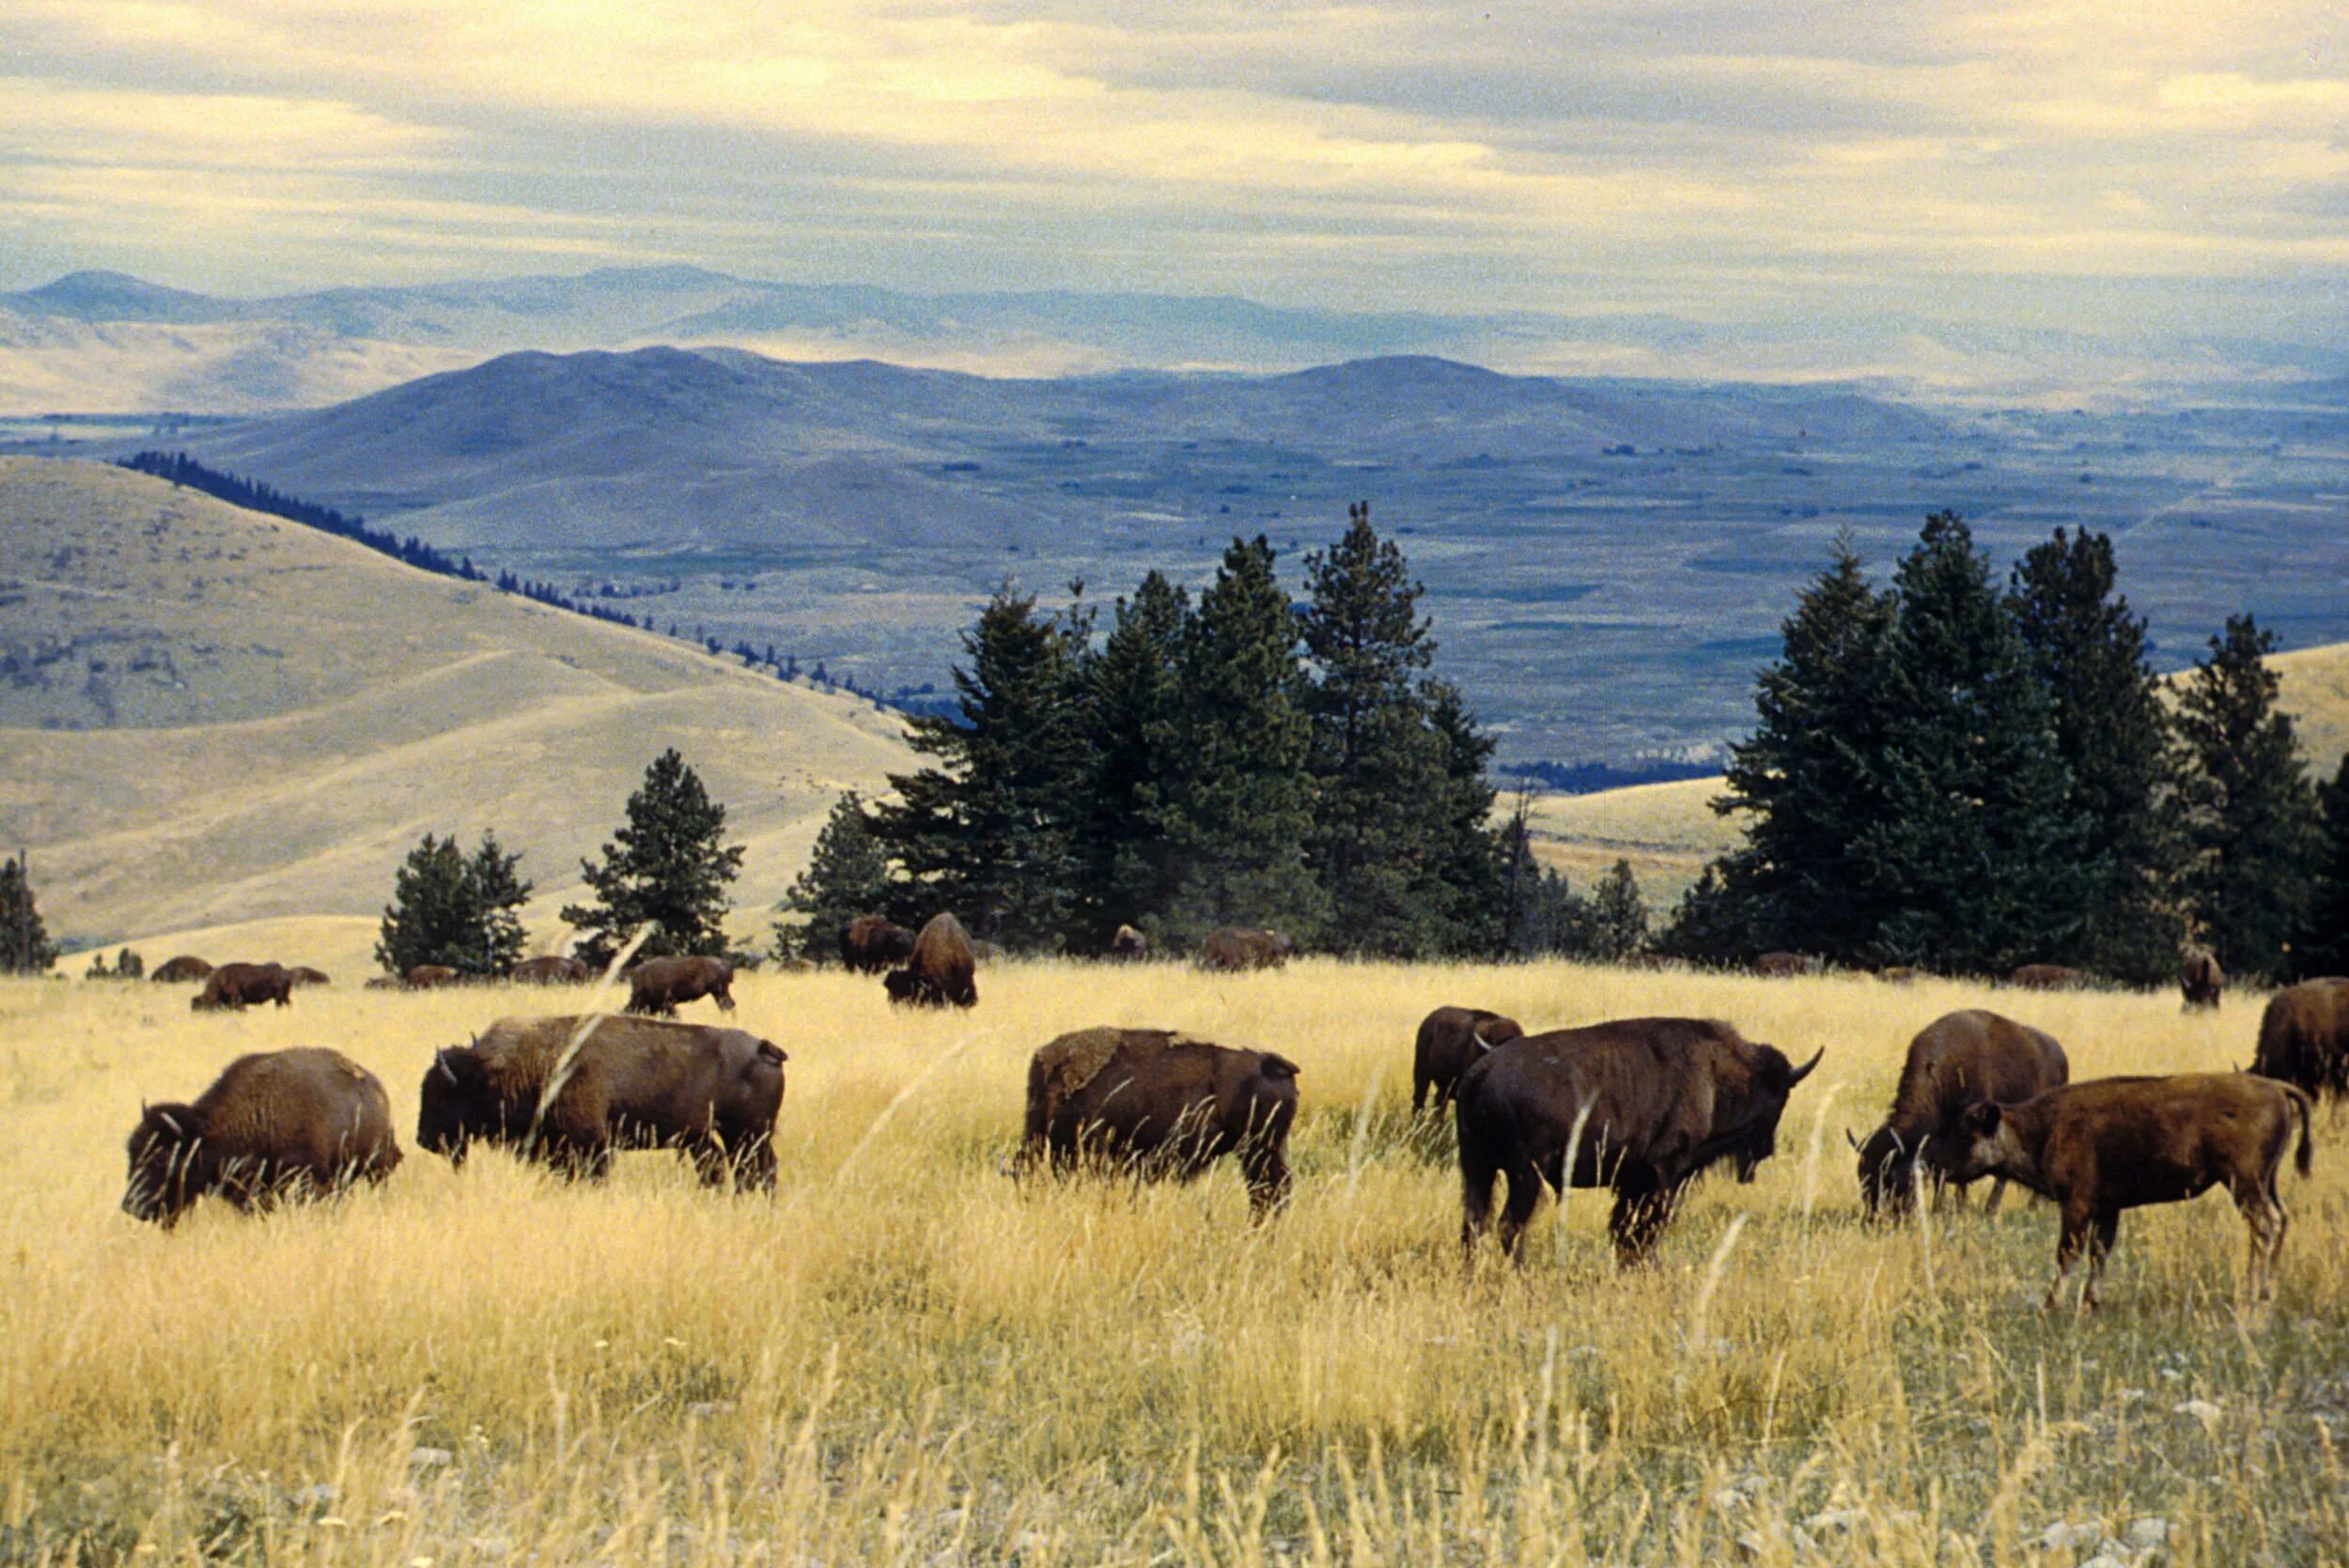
[0, 457, 915, 946]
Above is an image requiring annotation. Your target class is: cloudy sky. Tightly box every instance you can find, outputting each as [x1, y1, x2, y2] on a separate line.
[3, 0, 2344, 345]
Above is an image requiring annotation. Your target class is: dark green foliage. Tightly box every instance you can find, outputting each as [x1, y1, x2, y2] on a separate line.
[2177, 615, 2321, 981]
[1657, 864, 1749, 965]
[777, 790, 893, 964]
[0, 855, 57, 976]
[1586, 859, 1650, 960]
[867, 587, 1093, 950]
[2006, 529, 2187, 983]
[85, 947, 146, 980]
[1079, 572, 1191, 947]
[377, 831, 534, 977]
[1418, 679, 1506, 954]
[2297, 755, 2349, 979]
[562, 750, 744, 967]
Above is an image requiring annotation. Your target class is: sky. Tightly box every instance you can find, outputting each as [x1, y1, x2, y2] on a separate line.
[2, 0, 2345, 346]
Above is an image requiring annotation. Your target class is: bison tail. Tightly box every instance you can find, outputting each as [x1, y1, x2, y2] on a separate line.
[2290, 1085, 2315, 1179]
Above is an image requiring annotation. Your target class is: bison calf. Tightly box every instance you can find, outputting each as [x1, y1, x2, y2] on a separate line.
[1412, 1005, 1525, 1113]
[1854, 1009, 2069, 1220]
[1944, 1074, 2314, 1310]
[192, 961, 295, 1011]
[418, 1014, 786, 1188]
[1019, 1027, 1299, 1215]
[123, 1048, 401, 1227]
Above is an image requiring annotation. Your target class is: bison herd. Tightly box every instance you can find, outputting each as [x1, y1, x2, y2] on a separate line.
[107, 939, 2349, 1314]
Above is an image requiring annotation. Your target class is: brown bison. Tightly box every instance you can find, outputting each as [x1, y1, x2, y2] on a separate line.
[1019, 1027, 1299, 1215]
[1853, 1009, 2070, 1220]
[626, 955, 736, 1016]
[1944, 1074, 2314, 1309]
[1877, 966, 1919, 984]
[406, 964, 461, 989]
[364, 975, 405, 990]
[122, 1048, 401, 1227]
[150, 955, 213, 984]
[840, 916, 917, 974]
[1752, 951, 1821, 978]
[1457, 1017, 1823, 1265]
[417, 1014, 786, 1188]
[192, 961, 295, 1011]
[2008, 964, 2083, 990]
[511, 955, 592, 986]
[1111, 924, 1150, 961]
[1198, 927, 1294, 971]
[288, 966, 332, 987]
[885, 913, 978, 1008]
[2251, 977, 2349, 1101]
[1412, 1005, 1526, 1113]
[2181, 951, 2225, 1010]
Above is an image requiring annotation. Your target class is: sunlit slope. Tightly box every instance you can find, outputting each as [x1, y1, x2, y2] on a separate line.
[0, 458, 913, 941]
[1528, 639, 2349, 904]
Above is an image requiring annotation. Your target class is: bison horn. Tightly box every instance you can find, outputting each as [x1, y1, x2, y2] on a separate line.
[436, 1049, 460, 1085]
[1843, 1128, 1860, 1152]
[1788, 1048, 1824, 1086]
[155, 1110, 182, 1138]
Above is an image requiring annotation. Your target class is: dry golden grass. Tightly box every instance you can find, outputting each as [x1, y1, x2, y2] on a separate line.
[4, 960, 2343, 1565]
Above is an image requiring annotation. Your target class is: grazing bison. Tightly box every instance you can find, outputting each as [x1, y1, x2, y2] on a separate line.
[1412, 1005, 1526, 1113]
[150, 955, 214, 984]
[1752, 952, 1821, 978]
[1457, 1017, 1823, 1265]
[1019, 1027, 1299, 1215]
[840, 917, 917, 974]
[1945, 1074, 2314, 1309]
[885, 913, 978, 1008]
[2180, 951, 2225, 1011]
[2008, 964, 2083, 990]
[192, 962, 295, 1012]
[1111, 924, 1150, 961]
[1198, 927, 1294, 971]
[364, 976, 404, 990]
[288, 966, 332, 987]
[1878, 966, 1919, 984]
[511, 955, 591, 986]
[2251, 978, 2349, 1102]
[122, 1048, 400, 1227]
[417, 1014, 786, 1188]
[626, 955, 736, 1016]
[406, 964, 461, 989]
[1853, 1009, 2069, 1220]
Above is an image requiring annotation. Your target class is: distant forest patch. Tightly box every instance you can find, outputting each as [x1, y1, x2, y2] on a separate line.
[1497, 757, 1721, 794]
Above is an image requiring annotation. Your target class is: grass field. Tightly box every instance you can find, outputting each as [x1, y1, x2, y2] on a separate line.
[3, 959, 2342, 1566]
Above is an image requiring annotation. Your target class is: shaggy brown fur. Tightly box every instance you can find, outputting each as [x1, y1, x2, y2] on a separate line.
[1854, 1009, 2069, 1220]
[1412, 1006, 1526, 1112]
[626, 955, 735, 1016]
[150, 955, 213, 984]
[840, 917, 917, 974]
[2252, 978, 2349, 1101]
[1110, 924, 1150, 961]
[406, 965, 461, 989]
[122, 1048, 400, 1226]
[2180, 951, 2225, 1010]
[1196, 928, 1294, 971]
[511, 955, 591, 985]
[885, 913, 977, 1008]
[192, 962, 294, 1011]
[1752, 952, 1821, 977]
[2008, 964, 2083, 990]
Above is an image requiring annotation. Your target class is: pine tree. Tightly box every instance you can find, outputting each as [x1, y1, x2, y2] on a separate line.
[1079, 572, 1190, 946]
[1418, 678, 1504, 954]
[2177, 615, 2320, 980]
[463, 831, 533, 977]
[1154, 537, 1328, 944]
[1706, 534, 1901, 963]
[2007, 528, 2187, 982]
[1587, 859, 1650, 960]
[777, 790, 894, 963]
[1861, 512, 2089, 972]
[2296, 754, 2349, 980]
[866, 587, 1093, 950]
[0, 854, 57, 975]
[563, 750, 745, 967]
[377, 834, 477, 976]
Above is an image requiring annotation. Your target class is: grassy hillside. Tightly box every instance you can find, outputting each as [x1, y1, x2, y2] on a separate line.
[0, 457, 914, 945]
[1531, 639, 2349, 908]
[2, 960, 2338, 1563]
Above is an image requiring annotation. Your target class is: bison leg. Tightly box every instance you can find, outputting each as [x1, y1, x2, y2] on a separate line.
[1413, 1071, 1432, 1114]
[2233, 1172, 2289, 1303]
[1458, 1145, 1500, 1264]
[2080, 1210, 2121, 1312]
[1982, 1176, 2009, 1218]
[1608, 1174, 1679, 1266]
[1240, 1143, 1292, 1218]
[2046, 1199, 2095, 1311]
[1493, 1162, 1546, 1262]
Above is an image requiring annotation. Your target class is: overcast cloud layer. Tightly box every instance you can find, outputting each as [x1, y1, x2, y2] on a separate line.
[3, 1, 2344, 352]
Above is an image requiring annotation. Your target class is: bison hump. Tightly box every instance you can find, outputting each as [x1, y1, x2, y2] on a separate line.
[1258, 1052, 1300, 1080]
[1034, 1028, 1139, 1106]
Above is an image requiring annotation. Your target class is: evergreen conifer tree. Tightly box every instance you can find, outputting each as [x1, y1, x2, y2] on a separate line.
[1418, 678, 1504, 954]
[2295, 754, 2349, 980]
[2006, 528, 2187, 982]
[1861, 512, 2089, 971]
[462, 831, 533, 977]
[0, 854, 57, 975]
[377, 831, 534, 976]
[2177, 615, 2320, 980]
[562, 750, 745, 966]
[1587, 859, 1650, 960]
[1155, 536, 1327, 943]
[1080, 572, 1190, 945]
[777, 790, 894, 963]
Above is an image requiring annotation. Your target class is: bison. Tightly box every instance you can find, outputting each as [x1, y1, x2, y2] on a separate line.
[1198, 927, 1294, 971]
[840, 917, 917, 974]
[150, 955, 213, 984]
[122, 1048, 400, 1227]
[1110, 924, 1150, 961]
[626, 955, 735, 1016]
[1877, 966, 1919, 984]
[192, 961, 295, 1011]
[1019, 1027, 1299, 1215]
[2008, 964, 2083, 990]
[406, 964, 461, 989]
[1412, 1005, 1526, 1113]
[364, 975, 405, 990]
[885, 913, 977, 1008]
[1853, 1009, 2069, 1220]
[2181, 951, 2225, 1011]
[2251, 977, 2349, 1102]
[1752, 951, 1821, 978]
[1457, 1017, 1822, 1265]
[288, 966, 332, 987]
[511, 955, 592, 986]
[417, 1013, 786, 1188]
[1943, 1074, 2314, 1309]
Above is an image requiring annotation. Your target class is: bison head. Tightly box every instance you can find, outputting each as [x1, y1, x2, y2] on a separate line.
[1942, 1101, 2024, 1186]
[415, 1045, 498, 1164]
[122, 1101, 199, 1225]
[1721, 1045, 1823, 1183]
[1852, 1124, 1920, 1220]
